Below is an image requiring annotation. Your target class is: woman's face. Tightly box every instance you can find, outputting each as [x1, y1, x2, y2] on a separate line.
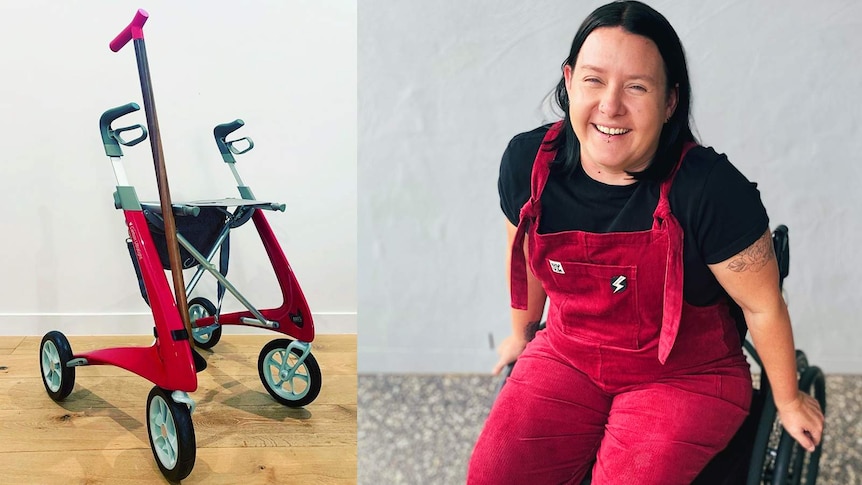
[564, 26, 677, 182]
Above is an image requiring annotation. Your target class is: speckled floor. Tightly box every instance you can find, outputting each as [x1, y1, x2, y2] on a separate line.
[358, 374, 861, 485]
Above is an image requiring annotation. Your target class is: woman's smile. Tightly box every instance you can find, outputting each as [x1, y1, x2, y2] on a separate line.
[593, 124, 631, 136]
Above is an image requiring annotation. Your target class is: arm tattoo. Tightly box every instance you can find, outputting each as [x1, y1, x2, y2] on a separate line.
[726, 232, 773, 273]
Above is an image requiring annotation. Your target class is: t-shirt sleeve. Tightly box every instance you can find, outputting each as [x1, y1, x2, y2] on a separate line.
[498, 133, 538, 226]
[695, 153, 770, 265]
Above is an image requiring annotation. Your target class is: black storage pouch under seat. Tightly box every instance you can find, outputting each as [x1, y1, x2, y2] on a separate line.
[144, 206, 227, 270]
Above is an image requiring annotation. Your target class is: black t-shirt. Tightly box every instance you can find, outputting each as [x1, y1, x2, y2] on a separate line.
[499, 124, 769, 306]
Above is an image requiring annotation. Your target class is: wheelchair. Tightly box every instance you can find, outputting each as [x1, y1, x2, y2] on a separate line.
[495, 225, 827, 484]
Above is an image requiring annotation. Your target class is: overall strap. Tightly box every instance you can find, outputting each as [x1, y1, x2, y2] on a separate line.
[653, 141, 697, 364]
[510, 122, 563, 309]
[652, 141, 697, 221]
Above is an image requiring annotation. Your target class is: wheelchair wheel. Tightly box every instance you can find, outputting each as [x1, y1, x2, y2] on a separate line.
[257, 339, 321, 407]
[39, 331, 76, 401]
[748, 387, 779, 484]
[771, 365, 826, 485]
[189, 297, 222, 350]
[748, 349, 825, 485]
[146, 386, 196, 481]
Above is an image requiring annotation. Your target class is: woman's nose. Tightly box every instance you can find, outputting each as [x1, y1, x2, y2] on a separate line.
[599, 88, 624, 116]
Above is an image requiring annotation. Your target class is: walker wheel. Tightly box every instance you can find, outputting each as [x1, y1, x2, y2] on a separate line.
[146, 386, 196, 481]
[189, 297, 222, 350]
[39, 331, 75, 401]
[257, 339, 322, 407]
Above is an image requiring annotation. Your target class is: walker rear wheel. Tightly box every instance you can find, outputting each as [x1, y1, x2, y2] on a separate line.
[257, 339, 322, 407]
[189, 297, 222, 350]
[146, 386, 196, 481]
[39, 331, 75, 401]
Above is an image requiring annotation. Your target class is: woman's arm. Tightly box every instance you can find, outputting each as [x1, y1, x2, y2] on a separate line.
[709, 229, 824, 451]
[492, 220, 548, 375]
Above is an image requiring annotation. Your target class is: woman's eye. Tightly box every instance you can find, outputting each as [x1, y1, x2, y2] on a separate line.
[584, 78, 601, 84]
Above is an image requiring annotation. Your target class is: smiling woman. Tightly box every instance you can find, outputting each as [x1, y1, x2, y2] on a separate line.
[467, 1, 824, 484]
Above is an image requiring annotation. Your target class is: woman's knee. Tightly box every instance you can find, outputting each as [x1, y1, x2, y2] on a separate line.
[591, 380, 751, 484]
[468, 368, 609, 484]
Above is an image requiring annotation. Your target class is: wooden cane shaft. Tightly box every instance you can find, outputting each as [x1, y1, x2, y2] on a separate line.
[133, 39, 194, 344]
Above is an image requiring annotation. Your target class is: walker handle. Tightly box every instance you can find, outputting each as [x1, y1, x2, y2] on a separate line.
[100, 102, 148, 157]
[228, 137, 255, 156]
[110, 9, 149, 52]
[214, 119, 248, 163]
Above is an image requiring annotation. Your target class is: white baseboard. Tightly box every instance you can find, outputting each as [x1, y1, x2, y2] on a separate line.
[0, 312, 356, 336]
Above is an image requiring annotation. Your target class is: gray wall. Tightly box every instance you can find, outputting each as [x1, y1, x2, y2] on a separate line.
[358, 0, 862, 373]
[0, 1, 357, 335]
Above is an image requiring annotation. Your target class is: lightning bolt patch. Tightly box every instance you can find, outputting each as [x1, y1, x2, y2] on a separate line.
[611, 275, 627, 294]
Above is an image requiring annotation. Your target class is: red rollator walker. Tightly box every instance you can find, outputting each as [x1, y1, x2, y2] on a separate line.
[38, 9, 320, 481]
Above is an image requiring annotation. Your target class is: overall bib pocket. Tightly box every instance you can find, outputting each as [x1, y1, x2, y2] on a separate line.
[547, 261, 641, 349]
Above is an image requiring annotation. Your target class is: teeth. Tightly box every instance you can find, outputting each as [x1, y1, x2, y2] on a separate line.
[595, 124, 630, 136]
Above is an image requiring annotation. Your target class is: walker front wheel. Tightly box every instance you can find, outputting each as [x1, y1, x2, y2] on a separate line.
[146, 386, 196, 481]
[189, 297, 222, 350]
[257, 339, 322, 407]
[39, 331, 76, 401]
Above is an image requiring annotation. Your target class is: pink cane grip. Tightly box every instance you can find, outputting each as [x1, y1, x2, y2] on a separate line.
[109, 9, 149, 52]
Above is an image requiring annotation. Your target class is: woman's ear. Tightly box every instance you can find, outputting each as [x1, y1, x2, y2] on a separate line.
[563, 64, 574, 93]
[666, 83, 679, 121]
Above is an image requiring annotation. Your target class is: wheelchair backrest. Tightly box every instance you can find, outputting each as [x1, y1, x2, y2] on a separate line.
[772, 225, 789, 288]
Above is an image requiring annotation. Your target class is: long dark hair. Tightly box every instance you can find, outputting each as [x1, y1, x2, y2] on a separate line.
[548, 0, 695, 181]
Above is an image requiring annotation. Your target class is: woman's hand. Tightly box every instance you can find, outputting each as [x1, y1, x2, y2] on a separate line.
[492, 334, 528, 376]
[776, 391, 825, 452]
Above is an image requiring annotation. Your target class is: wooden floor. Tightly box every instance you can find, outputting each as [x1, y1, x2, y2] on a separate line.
[0, 334, 356, 484]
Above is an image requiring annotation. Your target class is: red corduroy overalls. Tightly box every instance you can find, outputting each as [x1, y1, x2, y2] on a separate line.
[468, 123, 753, 485]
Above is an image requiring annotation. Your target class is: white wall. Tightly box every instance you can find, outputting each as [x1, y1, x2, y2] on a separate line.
[358, 0, 862, 373]
[0, 1, 357, 335]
